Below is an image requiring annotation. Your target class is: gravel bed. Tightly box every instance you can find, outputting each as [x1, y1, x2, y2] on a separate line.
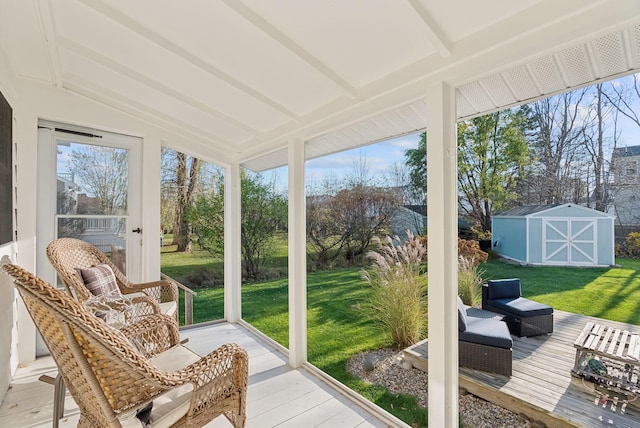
[347, 349, 531, 428]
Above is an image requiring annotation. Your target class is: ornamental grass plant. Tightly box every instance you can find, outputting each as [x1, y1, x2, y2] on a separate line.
[458, 255, 484, 307]
[361, 233, 428, 348]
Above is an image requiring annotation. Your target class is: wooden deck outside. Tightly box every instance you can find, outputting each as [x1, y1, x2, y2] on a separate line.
[402, 309, 640, 428]
[0, 322, 401, 428]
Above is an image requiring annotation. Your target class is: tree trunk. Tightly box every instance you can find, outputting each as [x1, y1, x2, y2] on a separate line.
[594, 85, 606, 212]
[173, 153, 202, 252]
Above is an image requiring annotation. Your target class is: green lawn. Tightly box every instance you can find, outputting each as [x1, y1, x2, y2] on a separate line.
[161, 246, 427, 425]
[161, 245, 640, 428]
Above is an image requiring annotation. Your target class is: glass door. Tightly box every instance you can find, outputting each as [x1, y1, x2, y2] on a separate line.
[37, 123, 143, 283]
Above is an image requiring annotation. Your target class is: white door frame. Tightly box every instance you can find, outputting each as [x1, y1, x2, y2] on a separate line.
[36, 123, 143, 285]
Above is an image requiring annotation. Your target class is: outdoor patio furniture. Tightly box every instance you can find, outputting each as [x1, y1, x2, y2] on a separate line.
[0, 262, 248, 428]
[482, 278, 553, 337]
[458, 296, 513, 376]
[47, 237, 179, 321]
[572, 322, 640, 407]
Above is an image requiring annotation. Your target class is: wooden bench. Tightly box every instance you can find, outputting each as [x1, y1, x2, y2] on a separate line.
[572, 322, 640, 405]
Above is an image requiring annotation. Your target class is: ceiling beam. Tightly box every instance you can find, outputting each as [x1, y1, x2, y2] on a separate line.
[406, 0, 452, 57]
[77, 0, 301, 122]
[57, 36, 265, 137]
[35, 0, 63, 87]
[222, 0, 358, 99]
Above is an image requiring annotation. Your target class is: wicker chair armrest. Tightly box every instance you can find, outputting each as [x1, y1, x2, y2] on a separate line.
[172, 343, 249, 394]
[120, 314, 180, 358]
[123, 280, 179, 303]
[173, 343, 248, 419]
[128, 294, 163, 317]
[174, 343, 247, 386]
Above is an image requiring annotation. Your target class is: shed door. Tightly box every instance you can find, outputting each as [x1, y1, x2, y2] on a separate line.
[543, 219, 596, 265]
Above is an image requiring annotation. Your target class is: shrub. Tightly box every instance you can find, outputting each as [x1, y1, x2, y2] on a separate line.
[458, 256, 484, 307]
[361, 233, 428, 348]
[618, 232, 640, 259]
[458, 238, 488, 265]
[182, 267, 224, 290]
[407, 235, 488, 265]
[485, 248, 500, 260]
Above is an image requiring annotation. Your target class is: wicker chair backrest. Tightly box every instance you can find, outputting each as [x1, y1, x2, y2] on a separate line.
[46, 237, 133, 302]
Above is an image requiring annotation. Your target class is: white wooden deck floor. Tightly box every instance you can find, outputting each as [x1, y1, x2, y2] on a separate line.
[0, 322, 398, 428]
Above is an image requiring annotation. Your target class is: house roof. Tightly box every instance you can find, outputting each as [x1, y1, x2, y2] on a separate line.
[1, 1, 639, 170]
[612, 145, 640, 158]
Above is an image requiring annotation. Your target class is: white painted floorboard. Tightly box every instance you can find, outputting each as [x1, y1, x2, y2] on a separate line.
[0, 322, 395, 428]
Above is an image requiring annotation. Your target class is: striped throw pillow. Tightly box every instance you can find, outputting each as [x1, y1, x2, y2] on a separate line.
[79, 264, 122, 298]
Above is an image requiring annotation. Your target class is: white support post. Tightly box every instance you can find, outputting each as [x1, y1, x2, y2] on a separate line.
[141, 135, 162, 282]
[224, 162, 242, 322]
[288, 139, 307, 368]
[426, 81, 459, 427]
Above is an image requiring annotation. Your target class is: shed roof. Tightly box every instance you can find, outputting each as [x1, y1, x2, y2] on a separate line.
[494, 203, 613, 218]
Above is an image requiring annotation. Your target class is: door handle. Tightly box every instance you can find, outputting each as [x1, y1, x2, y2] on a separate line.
[132, 227, 142, 234]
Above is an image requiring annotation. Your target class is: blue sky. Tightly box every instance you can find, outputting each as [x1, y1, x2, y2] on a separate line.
[266, 131, 421, 192]
[305, 132, 421, 183]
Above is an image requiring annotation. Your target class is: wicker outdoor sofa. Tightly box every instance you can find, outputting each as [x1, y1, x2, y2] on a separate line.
[457, 296, 513, 377]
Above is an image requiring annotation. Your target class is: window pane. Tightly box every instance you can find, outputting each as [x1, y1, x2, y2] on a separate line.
[56, 141, 128, 215]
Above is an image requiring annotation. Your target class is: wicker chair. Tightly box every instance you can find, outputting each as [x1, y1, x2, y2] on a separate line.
[46, 238, 179, 321]
[482, 278, 554, 337]
[1, 262, 248, 428]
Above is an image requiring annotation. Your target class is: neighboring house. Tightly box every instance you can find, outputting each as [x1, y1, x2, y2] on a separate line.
[56, 173, 79, 214]
[610, 146, 640, 230]
[390, 205, 472, 239]
[391, 205, 426, 238]
[492, 203, 615, 267]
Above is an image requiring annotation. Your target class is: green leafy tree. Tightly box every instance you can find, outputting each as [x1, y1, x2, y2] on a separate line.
[404, 132, 427, 204]
[241, 172, 287, 280]
[189, 188, 225, 258]
[458, 109, 531, 231]
[406, 110, 531, 233]
[190, 170, 287, 281]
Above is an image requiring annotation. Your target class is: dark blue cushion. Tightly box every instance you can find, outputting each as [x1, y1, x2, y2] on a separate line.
[457, 296, 467, 332]
[459, 317, 513, 349]
[488, 297, 553, 317]
[487, 278, 521, 300]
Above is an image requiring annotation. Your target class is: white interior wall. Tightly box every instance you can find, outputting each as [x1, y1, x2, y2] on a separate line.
[0, 44, 22, 407]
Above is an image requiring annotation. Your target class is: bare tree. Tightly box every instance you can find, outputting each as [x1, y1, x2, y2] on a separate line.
[307, 184, 401, 268]
[336, 185, 401, 263]
[603, 73, 640, 129]
[69, 145, 128, 214]
[579, 83, 617, 212]
[385, 161, 422, 205]
[526, 90, 590, 204]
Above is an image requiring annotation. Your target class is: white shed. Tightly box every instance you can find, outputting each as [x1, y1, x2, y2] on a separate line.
[492, 204, 615, 267]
